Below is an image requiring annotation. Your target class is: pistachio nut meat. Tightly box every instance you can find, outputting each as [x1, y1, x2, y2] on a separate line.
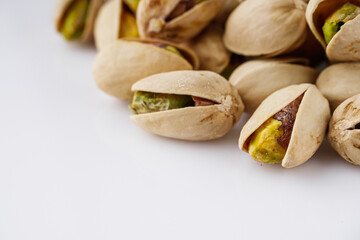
[93, 39, 199, 101]
[184, 23, 231, 74]
[224, 0, 308, 57]
[239, 84, 330, 168]
[230, 58, 319, 113]
[306, 0, 360, 62]
[130, 71, 244, 141]
[136, 0, 225, 42]
[94, 0, 140, 50]
[316, 63, 360, 111]
[54, 0, 104, 41]
[328, 94, 360, 166]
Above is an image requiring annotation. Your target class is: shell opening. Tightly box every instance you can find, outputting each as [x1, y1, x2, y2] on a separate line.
[246, 93, 305, 164]
[166, 0, 206, 21]
[60, 0, 90, 40]
[119, 3, 140, 38]
[130, 91, 217, 115]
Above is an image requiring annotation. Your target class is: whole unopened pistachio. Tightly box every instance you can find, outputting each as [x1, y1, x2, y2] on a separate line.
[136, 0, 225, 42]
[93, 39, 199, 100]
[306, 0, 360, 62]
[316, 63, 360, 111]
[239, 84, 330, 168]
[130, 71, 244, 141]
[54, 0, 104, 41]
[184, 23, 231, 74]
[94, 0, 140, 50]
[230, 58, 319, 113]
[328, 94, 360, 165]
[224, 0, 308, 57]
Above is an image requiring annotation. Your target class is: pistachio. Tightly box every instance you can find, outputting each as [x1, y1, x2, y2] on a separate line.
[184, 23, 231, 73]
[130, 71, 244, 141]
[323, 3, 360, 45]
[94, 0, 140, 50]
[316, 63, 360, 111]
[328, 94, 360, 165]
[123, 0, 140, 13]
[136, 0, 224, 42]
[224, 0, 308, 57]
[239, 84, 330, 168]
[54, 0, 104, 42]
[93, 39, 199, 100]
[229, 58, 318, 113]
[306, 0, 360, 62]
[214, 0, 243, 24]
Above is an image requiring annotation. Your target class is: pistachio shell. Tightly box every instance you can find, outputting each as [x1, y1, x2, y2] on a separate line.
[93, 39, 199, 100]
[306, 0, 360, 61]
[94, 0, 121, 50]
[316, 63, 360, 111]
[131, 71, 244, 141]
[184, 24, 231, 73]
[54, 0, 104, 42]
[214, 0, 243, 24]
[239, 84, 330, 168]
[230, 59, 318, 113]
[328, 94, 360, 165]
[224, 0, 308, 56]
[136, 0, 225, 42]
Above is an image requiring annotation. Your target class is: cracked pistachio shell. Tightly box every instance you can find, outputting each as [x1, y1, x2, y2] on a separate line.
[54, 0, 104, 42]
[224, 0, 308, 57]
[93, 39, 199, 101]
[306, 0, 360, 62]
[136, 0, 225, 42]
[239, 84, 330, 168]
[230, 58, 318, 113]
[316, 63, 360, 111]
[131, 71, 245, 141]
[94, 0, 138, 50]
[328, 94, 360, 165]
[184, 24, 231, 73]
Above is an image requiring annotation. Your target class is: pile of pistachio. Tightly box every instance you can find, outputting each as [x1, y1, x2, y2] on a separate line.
[55, 0, 360, 168]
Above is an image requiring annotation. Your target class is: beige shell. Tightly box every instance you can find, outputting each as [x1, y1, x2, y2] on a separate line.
[136, 0, 225, 42]
[239, 84, 330, 168]
[214, 0, 244, 24]
[224, 0, 308, 57]
[306, 0, 360, 62]
[184, 23, 231, 73]
[328, 94, 360, 165]
[93, 39, 199, 101]
[131, 71, 245, 141]
[54, 0, 104, 42]
[230, 58, 318, 113]
[316, 63, 360, 112]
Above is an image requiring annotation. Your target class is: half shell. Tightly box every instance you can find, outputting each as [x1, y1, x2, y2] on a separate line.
[230, 58, 318, 113]
[131, 71, 244, 141]
[316, 63, 360, 111]
[306, 0, 360, 61]
[224, 0, 308, 56]
[54, 0, 104, 42]
[239, 84, 330, 168]
[93, 39, 199, 100]
[184, 23, 231, 73]
[328, 94, 360, 165]
[136, 0, 225, 42]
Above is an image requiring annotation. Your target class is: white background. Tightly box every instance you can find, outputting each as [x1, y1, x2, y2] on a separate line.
[1, 1, 360, 240]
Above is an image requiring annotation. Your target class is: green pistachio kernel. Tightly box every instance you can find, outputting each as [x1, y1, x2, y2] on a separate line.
[248, 118, 286, 164]
[120, 9, 139, 38]
[123, 0, 140, 13]
[323, 3, 360, 45]
[165, 45, 184, 58]
[130, 91, 195, 114]
[61, 0, 90, 40]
